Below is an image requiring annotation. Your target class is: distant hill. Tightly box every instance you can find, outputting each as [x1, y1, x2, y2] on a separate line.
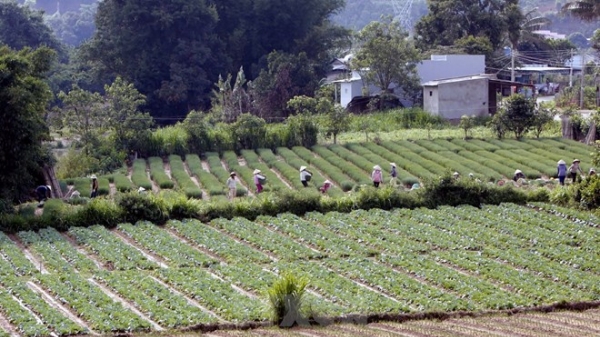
[17, 0, 97, 14]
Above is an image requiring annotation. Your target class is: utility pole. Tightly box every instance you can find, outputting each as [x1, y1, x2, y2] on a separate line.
[580, 51, 585, 109]
[569, 49, 573, 87]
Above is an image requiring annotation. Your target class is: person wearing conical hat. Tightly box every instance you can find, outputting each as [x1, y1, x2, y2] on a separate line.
[299, 166, 312, 188]
[90, 174, 99, 198]
[226, 172, 237, 200]
[319, 180, 332, 194]
[513, 169, 525, 182]
[253, 169, 266, 193]
[589, 168, 596, 177]
[35, 185, 52, 203]
[138, 186, 147, 194]
[371, 165, 383, 188]
[389, 163, 397, 186]
[557, 159, 567, 186]
[568, 159, 583, 183]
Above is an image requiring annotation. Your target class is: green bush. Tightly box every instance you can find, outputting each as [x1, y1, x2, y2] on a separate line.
[117, 192, 168, 224]
[131, 159, 153, 190]
[71, 198, 123, 228]
[148, 157, 174, 189]
[267, 272, 308, 326]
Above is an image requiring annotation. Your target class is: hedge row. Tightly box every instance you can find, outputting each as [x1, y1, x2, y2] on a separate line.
[240, 150, 287, 192]
[414, 139, 448, 152]
[312, 146, 370, 186]
[431, 139, 464, 152]
[131, 159, 153, 190]
[345, 143, 419, 185]
[448, 139, 487, 152]
[0, 176, 550, 233]
[208, 152, 248, 197]
[112, 172, 134, 192]
[276, 148, 344, 197]
[148, 157, 174, 189]
[185, 154, 226, 196]
[486, 139, 519, 150]
[378, 142, 448, 176]
[509, 150, 559, 177]
[462, 139, 500, 152]
[290, 147, 355, 192]
[168, 155, 203, 199]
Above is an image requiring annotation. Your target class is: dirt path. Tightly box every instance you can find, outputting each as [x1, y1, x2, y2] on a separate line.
[27, 281, 95, 335]
[87, 278, 164, 331]
[201, 159, 211, 172]
[307, 153, 342, 188]
[7, 234, 48, 274]
[224, 158, 254, 197]
[256, 157, 292, 189]
[0, 309, 19, 337]
[183, 162, 210, 201]
[109, 183, 117, 198]
[148, 171, 160, 194]
[163, 162, 172, 179]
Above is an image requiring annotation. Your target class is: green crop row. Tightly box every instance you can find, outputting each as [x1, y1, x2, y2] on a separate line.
[207, 152, 248, 197]
[131, 159, 153, 190]
[148, 157, 174, 189]
[290, 146, 355, 192]
[185, 154, 226, 196]
[345, 143, 419, 185]
[378, 141, 448, 177]
[112, 172, 134, 192]
[168, 155, 203, 199]
[240, 149, 287, 192]
[312, 145, 370, 186]
[257, 148, 306, 189]
[68, 177, 109, 197]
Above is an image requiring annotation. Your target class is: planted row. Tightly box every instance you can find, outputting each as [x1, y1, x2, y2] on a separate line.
[168, 155, 203, 199]
[131, 159, 153, 190]
[290, 146, 355, 192]
[186, 154, 226, 197]
[148, 157, 174, 189]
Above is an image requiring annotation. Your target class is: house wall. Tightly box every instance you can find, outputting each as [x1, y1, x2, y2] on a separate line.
[340, 81, 364, 108]
[423, 86, 440, 115]
[437, 78, 489, 119]
[417, 55, 485, 83]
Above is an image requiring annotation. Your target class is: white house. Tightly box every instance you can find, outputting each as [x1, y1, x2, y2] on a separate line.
[422, 74, 533, 119]
[332, 54, 486, 108]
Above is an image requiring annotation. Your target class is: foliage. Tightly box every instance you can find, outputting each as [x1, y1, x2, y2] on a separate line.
[353, 16, 421, 105]
[320, 102, 350, 145]
[230, 114, 267, 151]
[43, 3, 97, 46]
[561, 0, 600, 21]
[0, 2, 64, 53]
[458, 115, 475, 140]
[286, 114, 319, 148]
[117, 192, 168, 224]
[0, 46, 55, 202]
[490, 94, 537, 139]
[532, 102, 557, 138]
[267, 272, 309, 326]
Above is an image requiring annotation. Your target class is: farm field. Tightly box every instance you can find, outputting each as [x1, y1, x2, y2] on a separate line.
[0, 203, 598, 335]
[70, 137, 593, 198]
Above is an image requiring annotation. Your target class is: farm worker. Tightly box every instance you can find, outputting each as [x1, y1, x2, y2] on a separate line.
[299, 166, 312, 187]
[253, 169, 266, 194]
[70, 190, 81, 199]
[390, 163, 397, 186]
[35, 185, 52, 203]
[453, 172, 460, 179]
[568, 159, 584, 183]
[513, 169, 525, 182]
[410, 183, 420, 190]
[371, 165, 383, 187]
[469, 173, 482, 183]
[589, 168, 596, 177]
[90, 175, 99, 198]
[319, 180, 332, 194]
[138, 186, 147, 195]
[557, 160, 567, 186]
[226, 172, 237, 200]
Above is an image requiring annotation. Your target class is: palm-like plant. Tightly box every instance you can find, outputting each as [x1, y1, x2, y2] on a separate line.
[562, 0, 600, 21]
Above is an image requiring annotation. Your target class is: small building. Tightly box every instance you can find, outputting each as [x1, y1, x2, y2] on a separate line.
[332, 54, 486, 108]
[423, 75, 533, 119]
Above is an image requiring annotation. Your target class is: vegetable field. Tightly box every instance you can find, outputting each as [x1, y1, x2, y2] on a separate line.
[74, 137, 593, 198]
[0, 203, 599, 335]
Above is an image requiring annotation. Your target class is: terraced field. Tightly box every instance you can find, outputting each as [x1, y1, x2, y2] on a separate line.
[82, 137, 592, 199]
[0, 203, 598, 335]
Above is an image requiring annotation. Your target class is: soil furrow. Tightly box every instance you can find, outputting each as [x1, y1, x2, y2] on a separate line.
[26, 281, 95, 335]
[87, 278, 164, 331]
[257, 157, 293, 189]
[371, 323, 433, 337]
[184, 161, 210, 200]
[7, 234, 48, 274]
[0, 310, 20, 337]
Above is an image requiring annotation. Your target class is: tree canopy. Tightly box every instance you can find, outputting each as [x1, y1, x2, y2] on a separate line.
[0, 1, 63, 53]
[0, 46, 55, 202]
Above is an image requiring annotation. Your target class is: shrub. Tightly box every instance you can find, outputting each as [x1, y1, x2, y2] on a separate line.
[148, 157, 174, 189]
[186, 154, 227, 196]
[71, 198, 123, 228]
[131, 159, 153, 190]
[117, 192, 168, 224]
[267, 272, 309, 326]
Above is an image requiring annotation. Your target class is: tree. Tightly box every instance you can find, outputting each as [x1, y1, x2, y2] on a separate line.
[459, 115, 474, 140]
[57, 85, 103, 148]
[82, 0, 223, 120]
[414, 0, 519, 51]
[492, 94, 537, 139]
[532, 102, 557, 138]
[353, 17, 421, 104]
[0, 1, 63, 53]
[0, 46, 55, 202]
[562, 0, 600, 21]
[320, 102, 350, 144]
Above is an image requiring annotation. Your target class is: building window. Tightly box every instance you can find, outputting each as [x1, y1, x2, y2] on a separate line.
[429, 91, 433, 96]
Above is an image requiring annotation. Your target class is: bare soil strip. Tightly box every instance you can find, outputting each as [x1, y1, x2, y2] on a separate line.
[26, 281, 95, 335]
[184, 161, 210, 200]
[87, 278, 164, 331]
[59, 233, 104, 270]
[221, 159, 255, 197]
[0, 308, 21, 337]
[110, 229, 169, 269]
[164, 228, 227, 264]
[238, 158, 247, 166]
[257, 157, 292, 189]
[148, 170, 160, 193]
[7, 234, 48, 274]
[164, 162, 172, 179]
[519, 315, 599, 335]
[109, 182, 117, 198]
[148, 275, 227, 323]
[445, 320, 518, 337]
[201, 159, 211, 172]
[370, 323, 431, 337]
